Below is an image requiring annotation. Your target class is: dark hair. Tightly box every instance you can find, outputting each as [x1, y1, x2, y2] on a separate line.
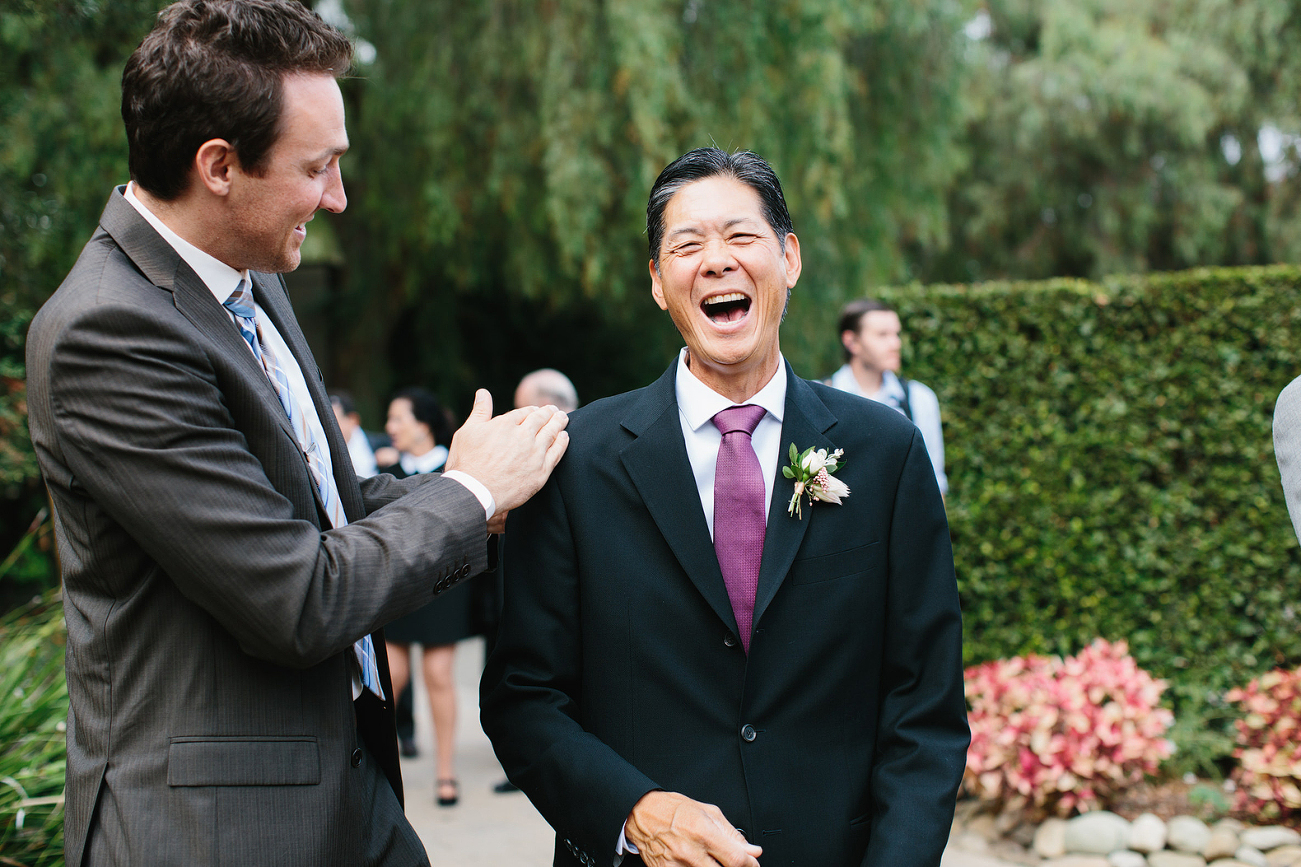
[646, 147, 795, 268]
[327, 389, 357, 417]
[122, 0, 353, 200]
[391, 387, 453, 447]
[837, 297, 897, 361]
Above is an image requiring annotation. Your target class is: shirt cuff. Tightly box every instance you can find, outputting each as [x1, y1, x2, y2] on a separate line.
[441, 470, 495, 520]
[616, 823, 639, 856]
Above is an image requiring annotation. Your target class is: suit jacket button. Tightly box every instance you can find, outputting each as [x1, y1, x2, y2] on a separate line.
[350, 748, 363, 767]
[741, 724, 757, 742]
[723, 634, 737, 647]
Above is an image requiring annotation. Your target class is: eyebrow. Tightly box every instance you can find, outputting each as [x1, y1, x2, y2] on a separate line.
[312, 144, 349, 161]
[666, 218, 759, 240]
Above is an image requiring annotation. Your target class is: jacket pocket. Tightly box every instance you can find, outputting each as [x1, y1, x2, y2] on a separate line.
[788, 541, 883, 586]
[167, 736, 320, 786]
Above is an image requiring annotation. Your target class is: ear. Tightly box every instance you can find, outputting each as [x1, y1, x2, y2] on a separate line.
[649, 259, 669, 311]
[193, 138, 239, 197]
[783, 232, 802, 288]
[841, 329, 858, 355]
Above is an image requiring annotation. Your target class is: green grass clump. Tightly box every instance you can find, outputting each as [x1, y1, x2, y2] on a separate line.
[0, 590, 67, 866]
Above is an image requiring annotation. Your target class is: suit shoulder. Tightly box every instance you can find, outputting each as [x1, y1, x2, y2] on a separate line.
[560, 386, 650, 457]
[566, 383, 659, 431]
[30, 229, 172, 342]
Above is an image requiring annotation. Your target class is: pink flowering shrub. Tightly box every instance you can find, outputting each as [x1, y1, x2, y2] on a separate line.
[1226, 667, 1301, 820]
[964, 638, 1175, 816]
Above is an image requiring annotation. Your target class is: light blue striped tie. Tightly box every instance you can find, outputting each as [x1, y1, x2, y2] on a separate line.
[224, 279, 385, 700]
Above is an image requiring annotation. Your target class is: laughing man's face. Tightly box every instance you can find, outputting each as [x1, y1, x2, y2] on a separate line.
[650, 175, 801, 398]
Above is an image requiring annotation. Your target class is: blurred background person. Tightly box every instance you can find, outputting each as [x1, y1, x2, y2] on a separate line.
[829, 298, 948, 497]
[328, 389, 379, 478]
[379, 386, 476, 806]
[513, 368, 579, 416]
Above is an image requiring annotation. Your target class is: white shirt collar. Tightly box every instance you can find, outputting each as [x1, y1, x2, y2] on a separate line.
[123, 182, 248, 307]
[399, 444, 448, 475]
[674, 347, 787, 431]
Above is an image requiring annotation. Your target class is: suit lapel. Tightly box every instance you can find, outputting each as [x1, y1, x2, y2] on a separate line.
[99, 190, 301, 450]
[752, 366, 839, 630]
[619, 365, 739, 635]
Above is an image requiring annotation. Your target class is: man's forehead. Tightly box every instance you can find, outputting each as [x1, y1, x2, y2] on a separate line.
[664, 180, 767, 231]
[863, 310, 901, 329]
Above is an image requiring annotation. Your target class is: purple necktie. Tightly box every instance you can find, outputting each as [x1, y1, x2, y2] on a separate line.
[712, 404, 768, 652]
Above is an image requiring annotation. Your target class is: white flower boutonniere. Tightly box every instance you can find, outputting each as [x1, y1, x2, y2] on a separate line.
[782, 443, 849, 519]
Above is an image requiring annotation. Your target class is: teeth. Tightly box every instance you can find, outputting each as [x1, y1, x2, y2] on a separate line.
[704, 293, 747, 306]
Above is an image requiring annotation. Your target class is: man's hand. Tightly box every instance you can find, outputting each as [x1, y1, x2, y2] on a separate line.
[625, 791, 762, 867]
[445, 389, 569, 514]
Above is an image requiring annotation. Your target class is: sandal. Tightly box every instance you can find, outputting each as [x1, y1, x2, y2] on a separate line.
[436, 778, 459, 807]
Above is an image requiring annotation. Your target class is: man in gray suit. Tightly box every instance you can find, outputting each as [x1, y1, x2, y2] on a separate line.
[24, 2, 568, 865]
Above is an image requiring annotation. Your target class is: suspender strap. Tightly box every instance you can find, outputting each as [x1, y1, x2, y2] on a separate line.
[897, 378, 913, 422]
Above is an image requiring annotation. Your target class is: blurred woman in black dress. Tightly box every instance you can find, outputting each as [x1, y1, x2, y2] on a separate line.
[379, 387, 475, 806]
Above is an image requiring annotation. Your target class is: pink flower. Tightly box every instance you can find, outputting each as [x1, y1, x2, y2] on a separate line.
[963, 639, 1173, 817]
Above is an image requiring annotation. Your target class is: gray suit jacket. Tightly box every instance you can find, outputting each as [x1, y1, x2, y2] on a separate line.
[1275, 375, 1301, 541]
[26, 188, 487, 866]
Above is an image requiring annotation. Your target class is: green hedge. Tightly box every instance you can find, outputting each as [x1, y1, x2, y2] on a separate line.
[869, 266, 1301, 765]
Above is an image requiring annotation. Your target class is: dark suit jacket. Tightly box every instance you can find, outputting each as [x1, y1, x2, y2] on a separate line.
[26, 188, 487, 866]
[481, 360, 969, 867]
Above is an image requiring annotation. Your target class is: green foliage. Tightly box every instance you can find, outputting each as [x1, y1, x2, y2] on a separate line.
[0, 1, 157, 311]
[327, 0, 974, 409]
[0, 590, 67, 867]
[856, 265, 1301, 770]
[913, 0, 1301, 284]
[0, 292, 37, 499]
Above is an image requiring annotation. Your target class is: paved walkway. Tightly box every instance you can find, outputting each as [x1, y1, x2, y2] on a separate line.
[402, 637, 1014, 867]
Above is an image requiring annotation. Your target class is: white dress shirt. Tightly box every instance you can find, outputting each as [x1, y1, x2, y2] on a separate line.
[675, 349, 787, 538]
[829, 364, 947, 495]
[121, 183, 494, 515]
[617, 348, 788, 859]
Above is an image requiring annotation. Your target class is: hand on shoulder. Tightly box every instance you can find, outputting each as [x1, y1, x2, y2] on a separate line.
[444, 389, 569, 514]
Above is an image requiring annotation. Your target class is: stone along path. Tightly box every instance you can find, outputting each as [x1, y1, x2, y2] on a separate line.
[403, 637, 1019, 867]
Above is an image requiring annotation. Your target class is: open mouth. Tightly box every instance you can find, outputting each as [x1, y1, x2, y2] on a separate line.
[702, 292, 751, 324]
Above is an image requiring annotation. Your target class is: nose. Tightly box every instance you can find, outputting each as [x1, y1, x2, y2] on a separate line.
[321, 163, 347, 214]
[700, 238, 737, 277]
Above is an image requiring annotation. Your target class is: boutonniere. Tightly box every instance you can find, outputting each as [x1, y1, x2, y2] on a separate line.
[782, 444, 849, 519]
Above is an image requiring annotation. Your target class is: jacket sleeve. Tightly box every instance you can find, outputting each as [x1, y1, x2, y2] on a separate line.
[1275, 376, 1301, 543]
[480, 469, 659, 865]
[862, 428, 970, 867]
[43, 301, 488, 668]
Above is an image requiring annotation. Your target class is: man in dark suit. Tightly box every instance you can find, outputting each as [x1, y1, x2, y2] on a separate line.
[24, 3, 568, 865]
[481, 148, 968, 867]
